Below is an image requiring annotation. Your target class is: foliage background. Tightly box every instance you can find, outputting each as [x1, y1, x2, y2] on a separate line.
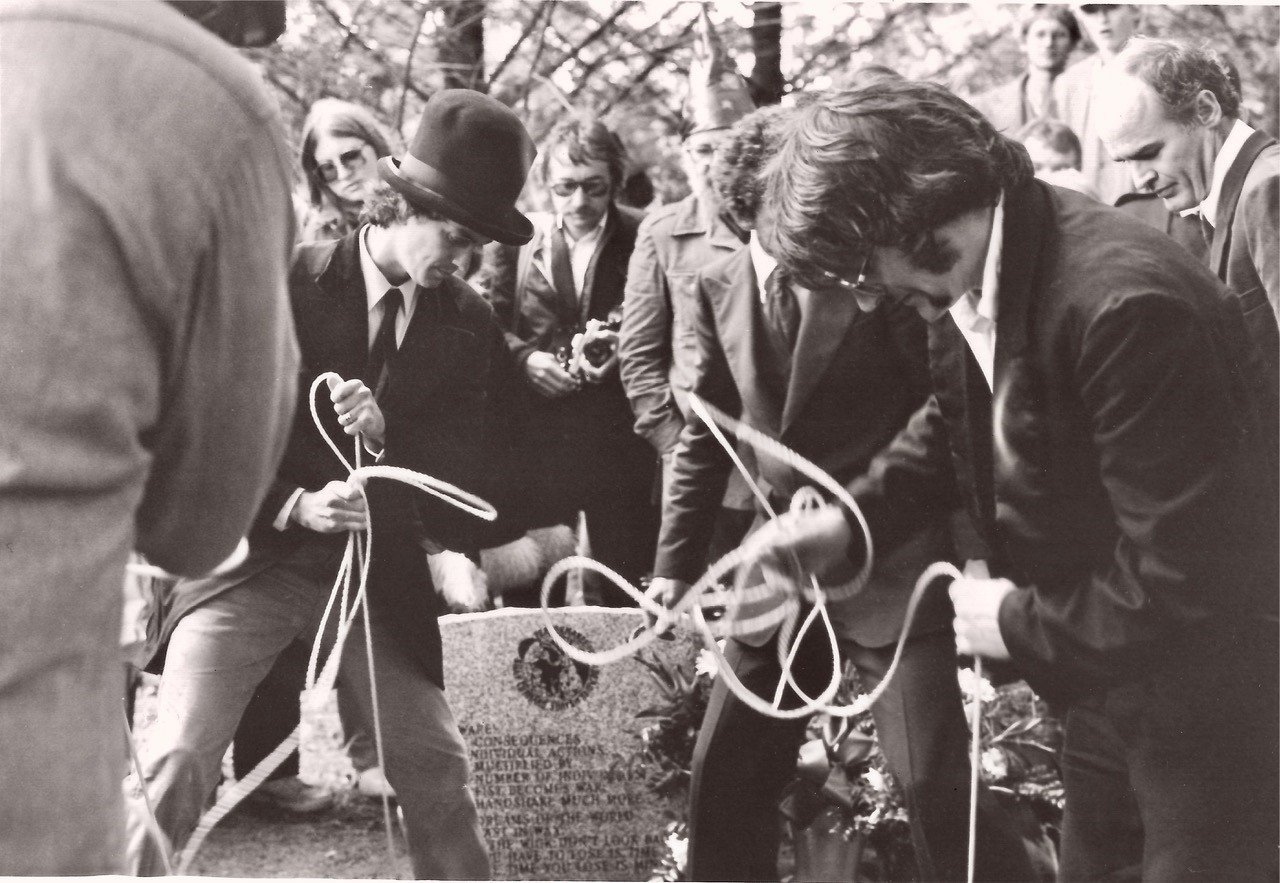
[246, 1, 1280, 206]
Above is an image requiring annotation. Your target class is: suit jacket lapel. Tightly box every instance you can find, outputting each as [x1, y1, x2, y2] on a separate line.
[315, 230, 374, 383]
[781, 286, 861, 433]
[1210, 130, 1276, 277]
[577, 207, 617, 323]
[704, 250, 784, 434]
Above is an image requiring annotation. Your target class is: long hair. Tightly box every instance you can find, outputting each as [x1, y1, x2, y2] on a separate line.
[299, 98, 395, 210]
[763, 79, 1033, 288]
[536, 114, 628, 191]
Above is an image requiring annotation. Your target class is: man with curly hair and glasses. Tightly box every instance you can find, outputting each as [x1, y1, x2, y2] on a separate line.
[651, 91, 1038, 882]
[754, 78, 1278, 880]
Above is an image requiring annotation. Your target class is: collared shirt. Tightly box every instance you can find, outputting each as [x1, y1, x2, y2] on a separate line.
[948, 195, 1005, 391]
[556, 214, 607, 297]
[749, 230, 810, 313]
[1180, 118, 1257, 229]
[360, 225, 419, 350]
[275, 226, 408, 529]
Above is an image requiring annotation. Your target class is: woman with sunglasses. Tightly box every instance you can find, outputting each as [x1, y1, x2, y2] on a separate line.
[297, 98, 394, 242]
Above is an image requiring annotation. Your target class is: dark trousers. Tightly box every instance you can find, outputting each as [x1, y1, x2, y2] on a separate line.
[232, 638, 307, 781]
[688, 629, 1036, 882]
[1058, 626, 1279, 882]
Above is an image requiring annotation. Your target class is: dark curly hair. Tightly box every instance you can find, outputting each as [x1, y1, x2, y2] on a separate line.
[709, 104, 795, 228]
[1114, 36, 1241, 124]
[763, 78, 1033, 289]
[358, 184, 442, 228]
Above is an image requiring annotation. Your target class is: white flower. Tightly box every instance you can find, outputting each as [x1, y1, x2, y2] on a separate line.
[981, 748, 1008, 781]
[863, 768, 888, 793]
[957, 666, 996, 702]
[666, 831, 688, 870]
[695, 642, 725, 680]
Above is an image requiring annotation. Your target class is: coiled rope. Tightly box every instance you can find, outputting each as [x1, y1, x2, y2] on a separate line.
[136, 372, 495, 874]
[538, 391, 983, 881]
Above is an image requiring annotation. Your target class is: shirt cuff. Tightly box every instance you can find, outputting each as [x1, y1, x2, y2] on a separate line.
[274, 487, 305, 531]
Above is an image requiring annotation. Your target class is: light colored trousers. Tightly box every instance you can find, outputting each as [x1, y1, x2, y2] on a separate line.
[125, 547, 489, 879]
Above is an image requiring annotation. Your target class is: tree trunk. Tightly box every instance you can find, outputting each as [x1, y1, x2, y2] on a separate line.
[747, 2, 784, 106]
[439, 0, 487, 92]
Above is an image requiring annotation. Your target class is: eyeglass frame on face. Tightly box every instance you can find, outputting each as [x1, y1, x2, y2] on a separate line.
[818, 248, 889, 310]
[548, 177, 611, 199]
[316, 147, 371, 184]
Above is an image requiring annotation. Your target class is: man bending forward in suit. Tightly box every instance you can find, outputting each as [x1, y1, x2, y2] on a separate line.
[651, 97, 1036, 883]
[758, 78, 1278, 881]
[126, 90, 534, 879]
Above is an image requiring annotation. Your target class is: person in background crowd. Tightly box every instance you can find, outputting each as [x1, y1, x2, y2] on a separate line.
[0, 0, 297, 873]
[758, 77, 1278, 882]
[652, 84, 1038, 883]
[1014, 117, 1100, 199]
[297, 98, 395, 242]
[973, 5, 1080, 134]
[1054, 3, 1142, 204]
[486, 115, 658, 607]
[125, 89, 533, 879]
[1097, 35, 1279, 391]
[618, 11, 755, 569]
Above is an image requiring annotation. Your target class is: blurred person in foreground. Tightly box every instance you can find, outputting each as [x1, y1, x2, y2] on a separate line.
[1096, 36, 1279, 391]
[973, 4, 1080, 134]
[126, 90, 532, 878]
[652, 89, 1037, 883]
[756, 78, 1278, 881]
[618, 8, 754, 565]
[0, 0, 297, 873]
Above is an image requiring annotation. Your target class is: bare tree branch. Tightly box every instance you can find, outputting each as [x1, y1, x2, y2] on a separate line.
[521, 0, 557, 112]
[490, 3, 546, 84]
[396, 2, 431, 130]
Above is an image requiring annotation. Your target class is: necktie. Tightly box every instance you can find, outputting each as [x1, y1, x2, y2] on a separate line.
[762, 269, 800, 366]
[1198, 213, 1215, 248]
[549, 225, 577, 305]
[366, 287, 403, 395]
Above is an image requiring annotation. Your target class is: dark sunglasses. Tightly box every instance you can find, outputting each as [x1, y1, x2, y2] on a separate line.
[316, 148, 369, 184]
[549, 178, 610, 198]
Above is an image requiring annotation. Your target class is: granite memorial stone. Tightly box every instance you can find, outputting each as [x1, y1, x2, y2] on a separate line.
[440, 607, 699, 881]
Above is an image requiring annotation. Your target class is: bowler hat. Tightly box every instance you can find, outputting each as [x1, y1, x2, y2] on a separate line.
[379, 90, 535, 246]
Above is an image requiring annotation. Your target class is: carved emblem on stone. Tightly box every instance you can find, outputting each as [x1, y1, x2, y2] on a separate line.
[513, 626, 599, 711]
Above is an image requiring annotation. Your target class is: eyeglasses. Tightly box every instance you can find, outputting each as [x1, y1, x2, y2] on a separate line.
[684, 143, 718, 159]
[316, 148, 369, 184]
[549, 178, 610, 198]
[820, 249, 888, 303]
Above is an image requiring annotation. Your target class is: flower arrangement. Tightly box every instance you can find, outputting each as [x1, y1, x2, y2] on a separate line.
[628, 642, 1064, 882]
[783, 664, 1064, 881]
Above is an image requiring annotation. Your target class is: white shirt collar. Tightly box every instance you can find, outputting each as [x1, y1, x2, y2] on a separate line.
[554, 213, 608, 247]
[1180, 118, 1256, 228]
[949, 194, 1004, 331]
[360, 225, 418, 317]
[749, 230, 779, 304]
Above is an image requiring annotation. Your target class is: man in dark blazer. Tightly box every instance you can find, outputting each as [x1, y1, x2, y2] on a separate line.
[651, 97, 1035, 882]
[1097, 36, 1279, 388]
[126, 90, 533, 878]
[487, 115, 657, 606]
[762, 80, 1278, 881]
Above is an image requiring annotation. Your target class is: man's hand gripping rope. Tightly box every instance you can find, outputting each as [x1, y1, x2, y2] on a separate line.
[539, 391, 966, 722]
[168, 372, 496, 874]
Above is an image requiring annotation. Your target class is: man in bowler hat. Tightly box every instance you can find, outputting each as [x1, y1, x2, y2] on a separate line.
[126, 90, 534, 879]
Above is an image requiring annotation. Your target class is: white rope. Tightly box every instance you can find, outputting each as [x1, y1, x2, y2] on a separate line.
[167, 372, 495, 874]
[967, 656, 984, 883]
[536, 390, 985, 872]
